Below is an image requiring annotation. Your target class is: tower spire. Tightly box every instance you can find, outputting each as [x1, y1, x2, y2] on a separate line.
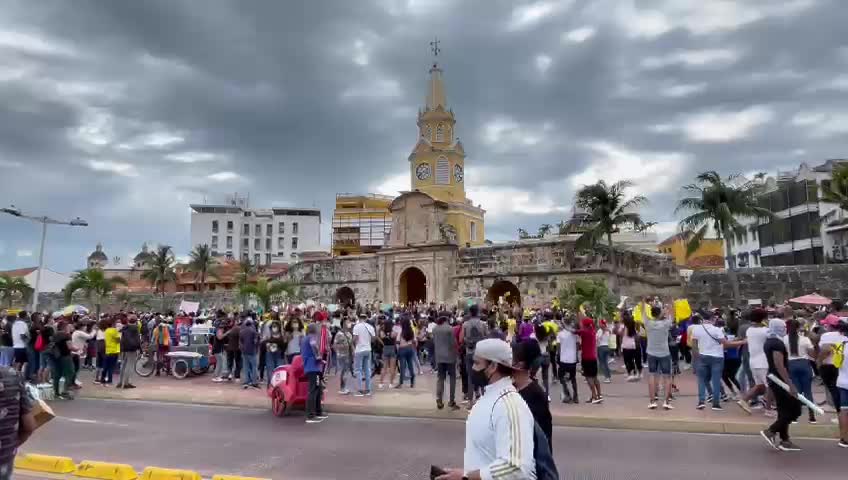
[426, 38, 446, 110]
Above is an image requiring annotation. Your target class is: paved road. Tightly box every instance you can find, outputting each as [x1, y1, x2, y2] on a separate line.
[20, 399, 845, 480]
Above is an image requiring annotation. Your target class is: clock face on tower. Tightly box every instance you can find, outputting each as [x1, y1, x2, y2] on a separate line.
[416, 163, 432, 180]
[454, 164, 464, 183]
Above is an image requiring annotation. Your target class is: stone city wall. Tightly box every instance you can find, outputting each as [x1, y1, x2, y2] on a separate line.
[453, 240, 682, 306]
[686, 264, 848, 307]
[287, 254, 381, 305]
[286, 239, 683, 306]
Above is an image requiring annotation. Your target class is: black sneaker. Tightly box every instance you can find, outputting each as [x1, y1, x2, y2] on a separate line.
[436, 400, 444, 410]
[778, 441, 801, 452]
[838, 439, 848, 448]
[711, 405, 724, 411]
[696, 402, 706, 410]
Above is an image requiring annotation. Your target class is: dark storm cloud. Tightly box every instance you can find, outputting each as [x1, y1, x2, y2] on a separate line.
[1, 0, 847, 271]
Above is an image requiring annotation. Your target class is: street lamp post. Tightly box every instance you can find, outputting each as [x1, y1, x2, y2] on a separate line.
[1, 205, 88, 312]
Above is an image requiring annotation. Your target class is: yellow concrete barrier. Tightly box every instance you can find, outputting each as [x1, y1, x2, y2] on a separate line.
[75, 460, 138, 480]
[14, 453, 76, 474]
[141, 466, 202, 480]
[212, 476, 272, 480]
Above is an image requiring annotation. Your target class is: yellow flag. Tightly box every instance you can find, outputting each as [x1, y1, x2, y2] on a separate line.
[674, 299, 692, 323]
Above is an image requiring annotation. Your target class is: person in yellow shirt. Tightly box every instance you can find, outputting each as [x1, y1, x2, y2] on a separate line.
[101, 319, 121, 385]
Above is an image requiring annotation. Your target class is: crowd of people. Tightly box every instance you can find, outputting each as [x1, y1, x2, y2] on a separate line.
[2, 293, 847, 453]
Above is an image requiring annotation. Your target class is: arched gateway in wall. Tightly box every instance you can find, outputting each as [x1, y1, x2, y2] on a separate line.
[487, 280, 521, 306]
[399, 267, 427, 304]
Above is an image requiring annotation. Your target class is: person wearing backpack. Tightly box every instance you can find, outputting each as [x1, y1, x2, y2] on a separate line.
[117, 315, 141, 389]
[817, 317, 848, 448]
[459, 304, 488, 408]
[818, 315, 846, 420]
[435, 338, 552, 480]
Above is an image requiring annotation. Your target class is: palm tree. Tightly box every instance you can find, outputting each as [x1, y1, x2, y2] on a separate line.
[235, 258, 256, 289]
[517, 228, 531, 240]
[0, 274, 33, 308]
[821, 164, 848, 219]
[187, 244, 218, 299]
[64, 268, 127, 319]
[141, 245, 177, 310]
[575, 179, 646, 293]
[537, 223, 553, 238]
[676, 171, 773, 305]
[238, 277, 297, 312]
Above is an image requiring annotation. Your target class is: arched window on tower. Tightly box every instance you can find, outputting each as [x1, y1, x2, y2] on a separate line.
[435, 124, 444, 142]
[435, 157, 450, 185]
[426, 125, 433, 141]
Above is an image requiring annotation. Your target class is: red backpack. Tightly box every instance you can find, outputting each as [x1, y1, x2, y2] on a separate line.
[34, 334, 45, 352]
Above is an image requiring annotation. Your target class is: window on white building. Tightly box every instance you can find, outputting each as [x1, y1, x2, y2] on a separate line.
[242, 238, 249, 249]
[278, 237, 285, 249]
[435, 157, 450, 185]
[255, 224, 262, 236]
[266, 224, 272, 236]
[265, 253, 271, 265]
[254, 238, 260, 250]
[470, 221, 477, 242]
[278, 222, 285, 234]
[265, 238, 271, 250]
[292, 222, 299, 235]
[212, 220, 218, 233]
[292, 237, 298, 249]
[211, 236, 218, 248]
[227, 220, 233, 232]
[226, 236, 232, 249]
[243, 224, 249, 235]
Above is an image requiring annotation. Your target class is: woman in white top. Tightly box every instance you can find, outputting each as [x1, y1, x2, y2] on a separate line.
[784, 318, 817, 423]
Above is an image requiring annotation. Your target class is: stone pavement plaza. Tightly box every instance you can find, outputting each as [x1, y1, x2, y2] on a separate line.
[74, 364, 840, 439]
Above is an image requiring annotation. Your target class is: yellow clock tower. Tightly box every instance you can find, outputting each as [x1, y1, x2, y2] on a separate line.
[407, 47, 485, 246]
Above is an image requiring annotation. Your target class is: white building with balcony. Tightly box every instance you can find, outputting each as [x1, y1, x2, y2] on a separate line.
[725, 159, 848, 267]
[190, 200, 322, 265]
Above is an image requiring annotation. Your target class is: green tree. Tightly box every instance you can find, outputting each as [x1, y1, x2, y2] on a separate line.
[238, 277, 297, 312]
[0, 274, 33, 308]
[187, 244, 218, 300]
[64, 268, 127, 319]
[141, 245, 177, 310]
[558, 279, 617, 321]
[235, 258, 257, 289]
[537, 223, 553, 238]
[517, 228, 531, 240]
[821, 164, 848, 218]
[676, 171, 773, 305]
[575, 180, 646, 293]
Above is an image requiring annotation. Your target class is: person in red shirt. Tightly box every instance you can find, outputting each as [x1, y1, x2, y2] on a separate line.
[577, 317, 603, 404]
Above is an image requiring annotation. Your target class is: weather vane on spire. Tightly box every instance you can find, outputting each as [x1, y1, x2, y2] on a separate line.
[430, 37, 441, 58]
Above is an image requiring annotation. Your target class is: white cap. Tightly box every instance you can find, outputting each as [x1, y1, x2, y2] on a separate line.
[474, 339, 514, 368]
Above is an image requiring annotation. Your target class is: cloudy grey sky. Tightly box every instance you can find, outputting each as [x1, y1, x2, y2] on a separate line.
[1, 0, 846, 272]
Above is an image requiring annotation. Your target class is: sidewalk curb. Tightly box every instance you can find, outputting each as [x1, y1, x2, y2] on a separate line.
[77, 389, 839, 439]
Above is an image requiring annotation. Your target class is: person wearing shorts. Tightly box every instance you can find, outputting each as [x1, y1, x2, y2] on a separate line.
[577, 318, 603, 404]
[645, 303, 674, 410]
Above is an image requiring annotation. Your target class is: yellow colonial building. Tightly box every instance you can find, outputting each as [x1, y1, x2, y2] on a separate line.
[658, 232, 725, 270]
[406, 59, 485, 246]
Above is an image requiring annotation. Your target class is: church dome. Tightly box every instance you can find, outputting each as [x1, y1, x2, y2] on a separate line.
[87, 243, 107, 261]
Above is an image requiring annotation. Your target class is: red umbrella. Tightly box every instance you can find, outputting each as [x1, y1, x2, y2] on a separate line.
[788, 293, 832, 306]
